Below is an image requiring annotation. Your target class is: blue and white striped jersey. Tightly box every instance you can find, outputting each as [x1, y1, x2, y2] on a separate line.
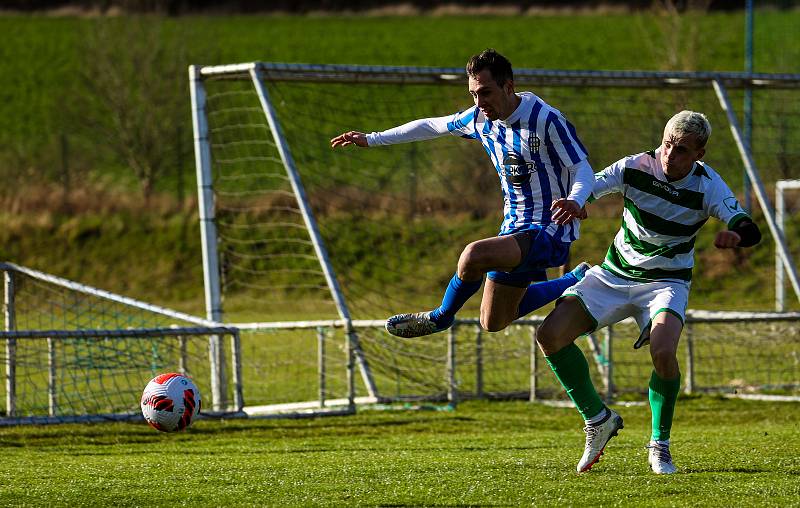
[448, 92, 588, 241]
[366, 92, 590, 243]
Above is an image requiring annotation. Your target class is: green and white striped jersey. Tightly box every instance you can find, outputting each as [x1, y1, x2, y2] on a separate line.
[592, 148, 750, 282]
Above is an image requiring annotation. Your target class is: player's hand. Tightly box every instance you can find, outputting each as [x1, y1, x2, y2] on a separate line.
[330, 131, 368, 148]
[714, 230, 741, 249]
[550, 199, 583, 225]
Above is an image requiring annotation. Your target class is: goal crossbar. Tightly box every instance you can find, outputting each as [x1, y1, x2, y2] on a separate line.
[199, 62, 800, 89]
[0, 262, 219, 328]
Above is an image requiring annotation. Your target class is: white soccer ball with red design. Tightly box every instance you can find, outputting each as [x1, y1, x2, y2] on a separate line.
[140, 373, 201, 432]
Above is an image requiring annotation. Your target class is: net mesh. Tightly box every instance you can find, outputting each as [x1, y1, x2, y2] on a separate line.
[0, 267, 239, 422]
[237, 327, 350, 407]
[198, 67, 800, 402]
[203, 71, 800, 323]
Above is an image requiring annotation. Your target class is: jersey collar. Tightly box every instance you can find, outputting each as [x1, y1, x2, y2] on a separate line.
[500, 92, 529, 125]
[693, 162, 710, 178]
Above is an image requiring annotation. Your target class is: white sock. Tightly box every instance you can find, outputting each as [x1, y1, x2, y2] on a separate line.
[585, 407, 609, 426]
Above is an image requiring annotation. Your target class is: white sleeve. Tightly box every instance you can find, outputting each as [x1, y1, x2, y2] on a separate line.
[705, 174, 751, 227]
[365, 116, 451, 146]
[591, 158, 626, 200]
[565, 158, 594, 207]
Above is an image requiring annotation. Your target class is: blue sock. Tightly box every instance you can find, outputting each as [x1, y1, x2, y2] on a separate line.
[517, 272, 578, 318]
[429, 274, 482, 327]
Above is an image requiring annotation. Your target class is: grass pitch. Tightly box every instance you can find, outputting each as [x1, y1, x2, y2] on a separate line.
[1, 397, 797, 507]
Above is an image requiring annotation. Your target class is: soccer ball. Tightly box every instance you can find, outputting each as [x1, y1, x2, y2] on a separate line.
[140, 373, 202, 432]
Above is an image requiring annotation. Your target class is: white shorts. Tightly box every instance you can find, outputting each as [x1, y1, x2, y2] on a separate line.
[561, 265, 689, 334]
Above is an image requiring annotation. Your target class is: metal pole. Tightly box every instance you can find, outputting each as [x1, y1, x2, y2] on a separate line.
[743, 0, 754, 211]
[529, 325, 538, 402]
[346, 329, 355, 411]
[4, 271, 16, 418]
[684, 323, 695, 394]
[231, 331, 243, 412]
[776, 184, 785, 311]
[475, 327, 483, 399]
[190, 65, 226, 411]
[604, 325, 614, 404]
[48, 337, 57, 417]
[318, 327, 326, 408]
[447, 326, 457, 405]
[179, 336, 187, 375]
[712, 80, 800, 303]
[249, 65, 379, 399]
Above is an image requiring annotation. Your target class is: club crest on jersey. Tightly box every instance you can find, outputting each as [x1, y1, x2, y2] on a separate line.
[528, 134, 541, 154]
[723, 196, 742, 213]
[503, 153, 535, 186]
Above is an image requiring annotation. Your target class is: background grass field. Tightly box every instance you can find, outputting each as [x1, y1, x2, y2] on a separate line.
[1, 398, 798, 506]
[0, 10, 798, 313]
[1, 9, 799, 506]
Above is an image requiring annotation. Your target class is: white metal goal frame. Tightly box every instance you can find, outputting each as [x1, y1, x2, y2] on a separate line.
[776, 179, 800, 311]
[190, 62, 800, 408]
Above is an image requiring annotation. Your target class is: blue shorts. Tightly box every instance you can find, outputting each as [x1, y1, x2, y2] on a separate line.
[487, 225, 570, 288]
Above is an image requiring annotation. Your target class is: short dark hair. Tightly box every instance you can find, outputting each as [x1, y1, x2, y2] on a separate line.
[466, 49, 513, 87]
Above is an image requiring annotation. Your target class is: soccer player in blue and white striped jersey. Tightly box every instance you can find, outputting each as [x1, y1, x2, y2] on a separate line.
[536, 111, 761, 475]
[331, 49, 594, 338]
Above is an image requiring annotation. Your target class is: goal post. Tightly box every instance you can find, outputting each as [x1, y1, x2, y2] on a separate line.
[776, 180, 800, 311]
[712, 81, 800, 303]
[189, 62, 800, 407]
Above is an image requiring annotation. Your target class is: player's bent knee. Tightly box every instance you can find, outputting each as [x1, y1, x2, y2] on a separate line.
[457, 242, 485, 279]
[479, 308, 512, 332]
[458, 242, 480, 267]
[536, 319, 558, 348]
[651, 349, 679, 375]
[536, 297, 589, 353]
[480, 315, 510, 332]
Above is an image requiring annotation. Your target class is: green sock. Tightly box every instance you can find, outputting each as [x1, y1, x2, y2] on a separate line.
[649, 370, 681, 441]
[545, 343, 605, 421]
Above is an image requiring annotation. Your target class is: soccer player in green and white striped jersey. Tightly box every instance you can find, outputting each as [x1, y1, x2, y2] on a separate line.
[536, 111, 762, 474]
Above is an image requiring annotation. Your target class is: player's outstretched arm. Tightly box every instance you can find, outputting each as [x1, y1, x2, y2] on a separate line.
[331, 131, 368, 148]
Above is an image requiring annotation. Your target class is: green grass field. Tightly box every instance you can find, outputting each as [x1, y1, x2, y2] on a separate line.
[1, 397, 798, 506]
[0, 12, 798, 505]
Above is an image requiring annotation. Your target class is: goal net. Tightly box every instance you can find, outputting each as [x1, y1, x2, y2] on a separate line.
[0, 263, 243, 424]
[191, 63, 800, 406]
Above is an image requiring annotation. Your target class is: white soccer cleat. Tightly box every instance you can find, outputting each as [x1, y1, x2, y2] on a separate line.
[385, 311, 451, 338]
[647, 440, 677, 474]
[577, 409, 624, 473]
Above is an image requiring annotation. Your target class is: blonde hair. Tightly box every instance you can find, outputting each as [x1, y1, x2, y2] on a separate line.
[665, 110, 712, 147]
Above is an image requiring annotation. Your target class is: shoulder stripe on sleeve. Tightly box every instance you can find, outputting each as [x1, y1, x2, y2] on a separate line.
[547, 111, 582, 165]
[566, 119, 589, 159]
[447, 108, 479, 139]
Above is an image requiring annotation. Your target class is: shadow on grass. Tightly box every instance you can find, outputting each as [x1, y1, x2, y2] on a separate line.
[681, 467, 770, 474]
